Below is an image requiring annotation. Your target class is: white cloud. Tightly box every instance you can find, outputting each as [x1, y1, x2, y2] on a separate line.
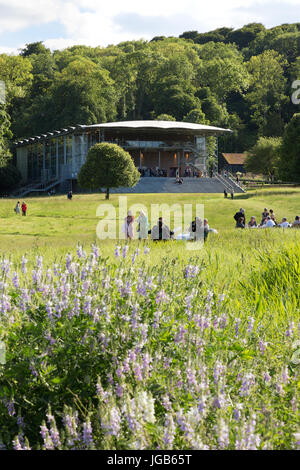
[0, 0, 299, 52]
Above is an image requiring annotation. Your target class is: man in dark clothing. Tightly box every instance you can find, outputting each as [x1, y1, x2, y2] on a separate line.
[234, 208, 246, 227]
[150, 217, 174, 241]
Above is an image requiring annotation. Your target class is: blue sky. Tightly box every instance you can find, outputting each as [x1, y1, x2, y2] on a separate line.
[0, 0, 299, 53]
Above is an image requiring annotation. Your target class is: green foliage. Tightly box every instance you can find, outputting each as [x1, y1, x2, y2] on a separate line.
[155, 114, 176, 121]
[0, 22, 300, 152]
[0, 107, 12, 165]
[78, 143, 140, 198]
[245, 50, 288, 136]
[279, 113, 300, 181]
[245, 136, 282, 179]
[183, 108, 209, 124]
[0, 163, 22, 192]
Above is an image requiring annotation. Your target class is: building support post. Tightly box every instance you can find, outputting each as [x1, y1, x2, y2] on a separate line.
[139, 149, 142, 168]
[64, 136, 67, 165]
[158, 150, 160, 169]
[56, 138, 59, 179]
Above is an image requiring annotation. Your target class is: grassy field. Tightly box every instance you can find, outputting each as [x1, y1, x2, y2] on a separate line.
[0, 188, 299, 287]
[0, 188, 299, 450]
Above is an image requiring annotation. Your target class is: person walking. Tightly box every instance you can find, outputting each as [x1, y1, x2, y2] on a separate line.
[14, 201, 21, 214]
[21, 201, 27, 216]
[230, 189, 234, 199]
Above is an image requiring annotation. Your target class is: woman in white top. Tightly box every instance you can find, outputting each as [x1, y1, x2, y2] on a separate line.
[15, 201, 21, 214]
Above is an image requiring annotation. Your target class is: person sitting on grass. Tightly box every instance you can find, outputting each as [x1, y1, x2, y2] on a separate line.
[292, 215, 300, 228]
[150, 217, 174, 241]
[236, 217, 245, 229]
[278, 217, 290, 228]
[248, 216, 257, 228]
[261, 216, 276, 228]
[189, 217, 205, 241]
[261, 208, 269, 225]
[234, 208, 246, 227]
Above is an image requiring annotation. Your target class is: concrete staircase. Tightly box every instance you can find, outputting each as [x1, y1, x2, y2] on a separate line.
[110, 177, 245, 194]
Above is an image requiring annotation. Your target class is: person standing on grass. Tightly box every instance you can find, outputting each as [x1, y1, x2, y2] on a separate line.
[123, 210, 135, 240]
[231, 189, 234, 199]
[21, 201, 27, 216]
[14, 201, 20, 215]
[137, 210, 149, 240]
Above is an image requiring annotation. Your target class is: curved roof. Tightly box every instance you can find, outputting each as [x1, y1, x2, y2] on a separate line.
[15, 120, 232, 146]
[85, 120, 232, 134]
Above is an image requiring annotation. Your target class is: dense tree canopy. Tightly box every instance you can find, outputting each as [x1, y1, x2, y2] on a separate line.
[0, 23, 299, 180]
[279, 113, 300, 181]
[245, 136, 282, 180]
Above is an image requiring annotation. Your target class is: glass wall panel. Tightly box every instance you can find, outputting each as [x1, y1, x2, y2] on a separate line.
[58, 137, 64, 177]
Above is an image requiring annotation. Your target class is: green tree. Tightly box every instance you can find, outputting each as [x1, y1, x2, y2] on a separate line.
[183, 108, 209, 124]
[0, 163, 22, 193]
[245, 50, 288, 136]
[78, 143, 140, 199]
[245, 136, 282, 180]
[155, 114, 176, 121]
[0, 107, 12, 165]
[279, 113, 300, 182]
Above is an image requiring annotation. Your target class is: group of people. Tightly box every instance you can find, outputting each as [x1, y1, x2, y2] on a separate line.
[138, 168, 167, 177]
[123, 211, 216, 241]
[234, 207, 300, 229]
[14, 201, 27, 216]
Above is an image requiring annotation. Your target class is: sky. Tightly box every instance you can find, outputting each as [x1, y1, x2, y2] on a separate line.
[0, 0, 300, 53]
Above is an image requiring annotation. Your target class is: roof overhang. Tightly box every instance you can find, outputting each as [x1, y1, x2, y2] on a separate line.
[14, 120, 232, 146]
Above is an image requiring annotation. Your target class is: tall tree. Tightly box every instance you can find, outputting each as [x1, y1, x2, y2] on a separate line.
[245, 136, 282, 180]
[279, 113, 300, 182]
[245, 50, 288, 136]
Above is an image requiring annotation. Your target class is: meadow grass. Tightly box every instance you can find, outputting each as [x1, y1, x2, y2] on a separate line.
[0, 188, 299, 449]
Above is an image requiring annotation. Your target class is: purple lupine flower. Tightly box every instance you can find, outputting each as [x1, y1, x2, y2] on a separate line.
[163, 414, 176, 448]
[12, 272, 20, 290]
[12, 436, 23, 451]
[286, 322, 295, 337]
[82, 420, 94, 448]
[217, 419, 229, 449]
[155, 289, 168, 304]
[144, 247, 150, 255]
[101, 407, 122, 437]
[213, 361, 226, 385]
[247, 317, 255, 333]
[91, 244, 100, 258]
[239, 373, 255, 397]
[259, 339, 267, 355]
[122, 246, 129, 259]
[21, 255, 28, 274]
[234, 318, 241, 337]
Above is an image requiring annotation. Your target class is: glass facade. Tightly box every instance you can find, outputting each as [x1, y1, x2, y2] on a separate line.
[27, 143, 43, 181]
[18, 130, 212, 184]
